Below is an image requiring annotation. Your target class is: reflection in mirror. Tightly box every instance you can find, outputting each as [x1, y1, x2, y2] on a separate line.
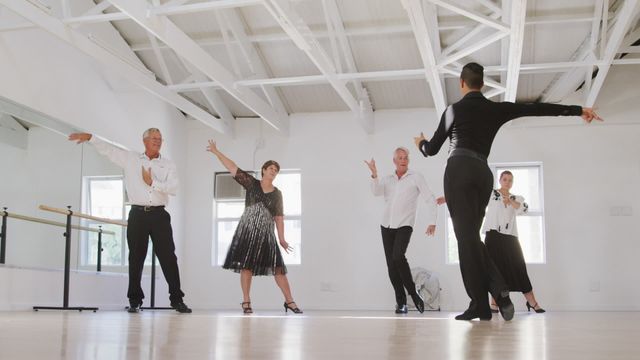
[0, 97, 83, 269]
[0, 96, 126, 272]
[79, 144, 130, 270]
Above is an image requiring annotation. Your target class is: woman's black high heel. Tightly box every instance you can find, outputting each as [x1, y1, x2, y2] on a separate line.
[526, 301, 546, 313]
[284, 301, 303, 314]
[241, 302, 253, 314]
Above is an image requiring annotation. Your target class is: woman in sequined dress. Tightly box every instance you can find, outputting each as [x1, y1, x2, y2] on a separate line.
[207, 140, 302, 315]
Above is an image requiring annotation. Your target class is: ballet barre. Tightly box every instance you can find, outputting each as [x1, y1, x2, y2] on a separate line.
[38, 205, 128, 226]
[0, 207, 116, 270]
[39, 205, 127, 273]
[38, 205, 171, 311]
[32, 204, 128, 312]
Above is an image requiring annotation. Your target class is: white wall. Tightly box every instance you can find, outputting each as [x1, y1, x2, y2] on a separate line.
[182, 66, 640, 312]
[0, 266, 168, 310]
[0, 126, 82, 269]
[490, 121, 640, 311]
[0, 4, 187, 309]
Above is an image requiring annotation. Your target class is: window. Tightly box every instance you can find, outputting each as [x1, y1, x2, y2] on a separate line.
[446, 163, 545, 264]
[81, 176, 151, 268]
[213, 170, 302, 266]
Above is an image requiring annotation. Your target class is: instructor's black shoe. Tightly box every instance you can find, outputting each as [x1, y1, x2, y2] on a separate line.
[454, 309, 491, 321]
[496, 292, 515, 321]
[411, 292, 425, 313]
[395, 304, 408, 314]
[127, 303, 141, 313]
[171, 302, 192, 313]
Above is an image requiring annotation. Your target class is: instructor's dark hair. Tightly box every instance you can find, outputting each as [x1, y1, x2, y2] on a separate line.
[461, 62, 484, 89]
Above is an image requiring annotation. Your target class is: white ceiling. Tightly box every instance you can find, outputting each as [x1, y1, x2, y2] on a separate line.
[1, 0, 639, 134]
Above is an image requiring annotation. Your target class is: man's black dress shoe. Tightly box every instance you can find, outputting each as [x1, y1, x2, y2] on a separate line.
[411, 293, 425, 313]
[496, 293, 514, 321]
[171, 302, 193, 313]
[454, 309, 492, 321]
[395, 304, 408, 314]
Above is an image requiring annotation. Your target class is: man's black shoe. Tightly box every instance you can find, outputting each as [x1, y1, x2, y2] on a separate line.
[171, 302, 192, 313]
[411, 292, 425, 313]
[454, 309, 491, 321]
[496, 292, 515, 321]
[395, 304, 408, 314]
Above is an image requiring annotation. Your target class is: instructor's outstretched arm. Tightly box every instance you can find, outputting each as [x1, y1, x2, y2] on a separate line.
[415, 106, 453, 157]
[499, 102, 602, 125]
[580, 108, 602, 123]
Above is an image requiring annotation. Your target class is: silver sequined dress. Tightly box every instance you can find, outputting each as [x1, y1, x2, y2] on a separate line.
[222, 168, 287, 276]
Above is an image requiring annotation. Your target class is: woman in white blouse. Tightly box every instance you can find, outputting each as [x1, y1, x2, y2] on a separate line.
[483, 171, 545, 313]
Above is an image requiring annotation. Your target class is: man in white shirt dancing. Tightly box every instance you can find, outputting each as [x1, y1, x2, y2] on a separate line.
[69, 129, 191, 313]
[365, 147, 443, 313]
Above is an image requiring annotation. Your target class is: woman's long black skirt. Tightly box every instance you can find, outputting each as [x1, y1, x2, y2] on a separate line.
[484, 230, 533, 293]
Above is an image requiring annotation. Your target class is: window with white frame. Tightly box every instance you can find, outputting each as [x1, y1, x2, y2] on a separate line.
[81, 176, 151, 267]
[446, 163, 545, 264]
[213, 170, 302, 266]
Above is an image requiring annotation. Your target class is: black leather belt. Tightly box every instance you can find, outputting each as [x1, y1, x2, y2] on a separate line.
[449, 148, 487, 162]
[131, 205, 165, 212]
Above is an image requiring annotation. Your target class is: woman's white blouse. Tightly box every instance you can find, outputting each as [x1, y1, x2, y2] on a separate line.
[482, 190, 528, 236]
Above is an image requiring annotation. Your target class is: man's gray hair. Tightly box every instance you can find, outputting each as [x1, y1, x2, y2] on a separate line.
[143, 128, 161, 139]
[394, 147, 410, 157]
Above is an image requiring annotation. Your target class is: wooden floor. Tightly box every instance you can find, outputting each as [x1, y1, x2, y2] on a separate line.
[0, 310, 637, 359]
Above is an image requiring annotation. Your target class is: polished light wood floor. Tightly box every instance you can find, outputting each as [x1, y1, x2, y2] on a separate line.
[0, 310, 637, 359]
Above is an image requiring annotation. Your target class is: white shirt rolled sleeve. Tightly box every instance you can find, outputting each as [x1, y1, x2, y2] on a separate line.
[372, 170, 438, 229]
[414, 172, 438, 226]
[371, 176, 385, 196]
[88, 136, 178, 206]
[89, 136, 128, 168]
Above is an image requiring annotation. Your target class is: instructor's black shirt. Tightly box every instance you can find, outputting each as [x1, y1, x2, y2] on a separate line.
[419, 91, 582, 158]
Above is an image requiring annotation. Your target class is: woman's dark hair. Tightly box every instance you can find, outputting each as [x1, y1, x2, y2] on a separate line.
[261, 160, 280, 176]
[500, 170, 513, 180]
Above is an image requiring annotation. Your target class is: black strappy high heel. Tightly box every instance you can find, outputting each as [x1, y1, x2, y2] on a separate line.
[241, 302, 253, 314]
[284, 301, 303, 314]
[526, 301, 546, 313]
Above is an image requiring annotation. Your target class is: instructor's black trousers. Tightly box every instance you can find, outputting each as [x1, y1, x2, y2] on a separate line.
[444, 151, 508, 314]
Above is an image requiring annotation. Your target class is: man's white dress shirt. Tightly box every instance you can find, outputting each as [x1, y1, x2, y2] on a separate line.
[371, 169, 437, 229]
[89, 137, 178, 206]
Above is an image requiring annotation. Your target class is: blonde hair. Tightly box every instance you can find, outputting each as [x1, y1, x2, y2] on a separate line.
[143, 128, 161, 140]
[394, 147, 409, 158]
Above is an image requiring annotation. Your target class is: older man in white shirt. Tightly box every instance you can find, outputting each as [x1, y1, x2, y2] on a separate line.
[69, 129, 191, 314]
[365, 147, 443, 314]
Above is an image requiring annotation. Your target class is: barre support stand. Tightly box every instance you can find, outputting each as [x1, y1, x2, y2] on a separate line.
[34, 206, 98, 312]
[1, 207, 7, 264]
[96, 226, 103, 272]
